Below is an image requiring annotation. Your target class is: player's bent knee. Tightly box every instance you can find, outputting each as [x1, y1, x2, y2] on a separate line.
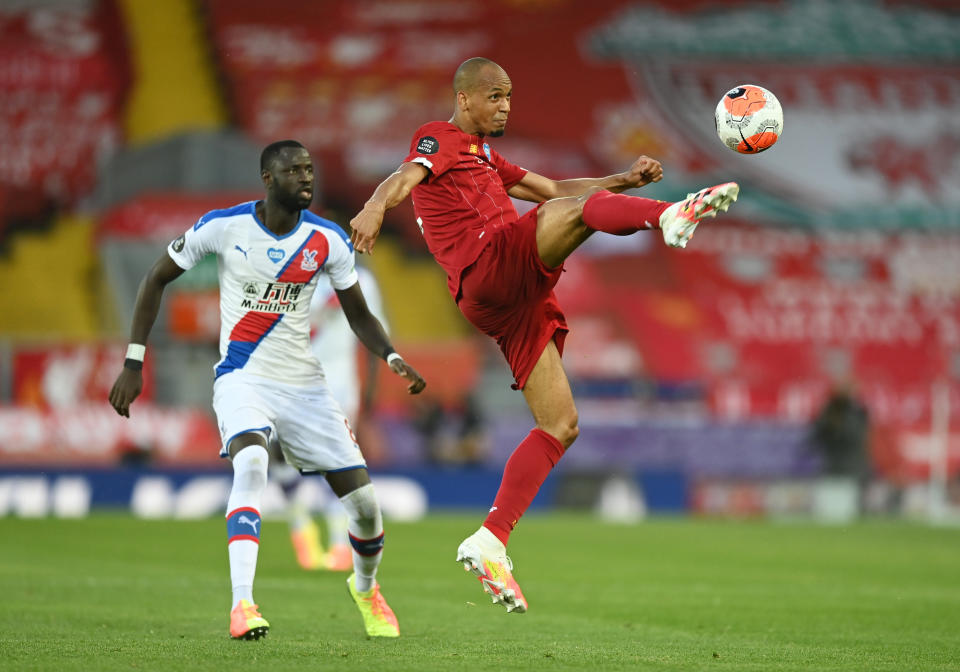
[231, 444, 269, 491]
[542, 416, 579, 449]
[571, 186, 607, 219]
[577, 186, 606, 204]
[558, 422, 580, 448]
[340, 482, 381, 522]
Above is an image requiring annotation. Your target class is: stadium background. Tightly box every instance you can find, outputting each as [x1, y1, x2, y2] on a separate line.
[0, 0, 958, 522]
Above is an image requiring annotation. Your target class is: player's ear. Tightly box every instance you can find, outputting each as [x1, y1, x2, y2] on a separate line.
[260, 168, 271, 188]
[456, 90, 469, 111]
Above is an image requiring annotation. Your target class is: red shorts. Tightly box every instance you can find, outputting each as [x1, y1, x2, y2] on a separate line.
[457, 206, 568, 390]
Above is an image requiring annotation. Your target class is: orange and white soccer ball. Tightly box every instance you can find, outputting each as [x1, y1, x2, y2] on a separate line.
[715, 84, 783, 154]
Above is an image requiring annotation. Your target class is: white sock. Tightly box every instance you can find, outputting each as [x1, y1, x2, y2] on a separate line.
[339, 483, 383, 593]
[232, 585, 254, 606]
[226, 445, 269, 608]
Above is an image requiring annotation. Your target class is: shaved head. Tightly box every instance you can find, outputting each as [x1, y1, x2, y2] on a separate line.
[450, 57, 512, 137]
[453, 57, 506, 94]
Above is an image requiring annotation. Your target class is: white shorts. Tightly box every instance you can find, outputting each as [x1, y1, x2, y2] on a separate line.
[212, 370, 365, 474]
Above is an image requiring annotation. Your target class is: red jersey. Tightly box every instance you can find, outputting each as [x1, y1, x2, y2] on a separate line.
[404, 121, 528, 298]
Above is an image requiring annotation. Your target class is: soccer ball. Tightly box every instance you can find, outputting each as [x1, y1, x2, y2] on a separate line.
[715, 84, 783, 154]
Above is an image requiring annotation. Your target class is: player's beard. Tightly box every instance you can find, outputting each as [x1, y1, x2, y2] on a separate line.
[489, 129, 505, 137]
[278, 189, 313, 211]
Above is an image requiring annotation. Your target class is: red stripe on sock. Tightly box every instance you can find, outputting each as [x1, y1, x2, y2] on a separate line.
[582, 190, 669, 235]
[226, 506, 260, 519]
[483, 428, 565, 546]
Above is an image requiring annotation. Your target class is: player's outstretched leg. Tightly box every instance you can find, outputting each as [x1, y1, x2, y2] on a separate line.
[456, 526, 528, 614]
[340, 483, 399, 637]
[660, 182, 739, 248]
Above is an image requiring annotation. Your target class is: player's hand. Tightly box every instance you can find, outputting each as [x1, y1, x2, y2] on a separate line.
[108, 368, 143, 418]
[349, 202, 385, 255]
[388, 357, 426, 394]
[625, 155, 663, 187]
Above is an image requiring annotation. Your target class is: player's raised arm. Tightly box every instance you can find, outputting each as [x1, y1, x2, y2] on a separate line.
[108, 253, 185, 417]
[507, 156, 664, 203]
[350, 162, 429, 255]
[335, 282, 426, 394]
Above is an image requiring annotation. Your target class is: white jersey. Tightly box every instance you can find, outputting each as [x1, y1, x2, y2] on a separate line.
[309, 266, 387, 420]
[167, 201, 358, 386]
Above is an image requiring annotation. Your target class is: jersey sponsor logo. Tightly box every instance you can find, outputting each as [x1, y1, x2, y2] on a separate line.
[239, 281, 304, 313]
[417, 135, 439, 155]
[482, 142, 491, 160]
[267, 247, 285, 263]
[172, 234, 185, 253]
[300, 248, 318, 271]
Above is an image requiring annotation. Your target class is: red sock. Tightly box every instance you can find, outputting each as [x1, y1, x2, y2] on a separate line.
[483, 428, 566, 546]
[582, 190, 669, 235]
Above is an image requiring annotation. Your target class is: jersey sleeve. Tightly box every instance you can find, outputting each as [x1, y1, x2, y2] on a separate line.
[404, 124, 461, 181]
[167, 212, 224, 270]
[489, 147, 528, 190]
[323, 233, 360, 291]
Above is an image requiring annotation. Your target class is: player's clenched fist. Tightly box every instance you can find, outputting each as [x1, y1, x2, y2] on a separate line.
[626, 155, 663, 187]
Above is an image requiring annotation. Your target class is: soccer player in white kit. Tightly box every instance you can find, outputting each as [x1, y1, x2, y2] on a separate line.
[108, 140, 426, 640]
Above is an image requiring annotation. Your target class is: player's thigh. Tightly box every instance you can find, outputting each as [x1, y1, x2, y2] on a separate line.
[535, 188, 603, 268]
[521, 340, 578, 443]
[274, 385, 366, 474]
[212, 374, 277, 459]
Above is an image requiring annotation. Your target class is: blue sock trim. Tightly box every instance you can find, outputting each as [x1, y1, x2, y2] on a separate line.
[227, 507, 262, 543]
[349, 531, 384, 557]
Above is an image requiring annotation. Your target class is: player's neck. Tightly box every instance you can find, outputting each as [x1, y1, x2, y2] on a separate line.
[257, 199, 300, 236]
[449, 115, 482, 138]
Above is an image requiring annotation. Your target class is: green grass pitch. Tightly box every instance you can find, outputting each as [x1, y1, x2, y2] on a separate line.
[2, 513, 959, 671]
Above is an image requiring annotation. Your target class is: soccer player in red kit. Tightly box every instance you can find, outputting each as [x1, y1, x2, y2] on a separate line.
[350, 57, 739, 614]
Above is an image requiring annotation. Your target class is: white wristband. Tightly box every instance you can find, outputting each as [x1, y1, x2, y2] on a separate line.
[126, 344, 146, 362]
[386, 352, 403, 366]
